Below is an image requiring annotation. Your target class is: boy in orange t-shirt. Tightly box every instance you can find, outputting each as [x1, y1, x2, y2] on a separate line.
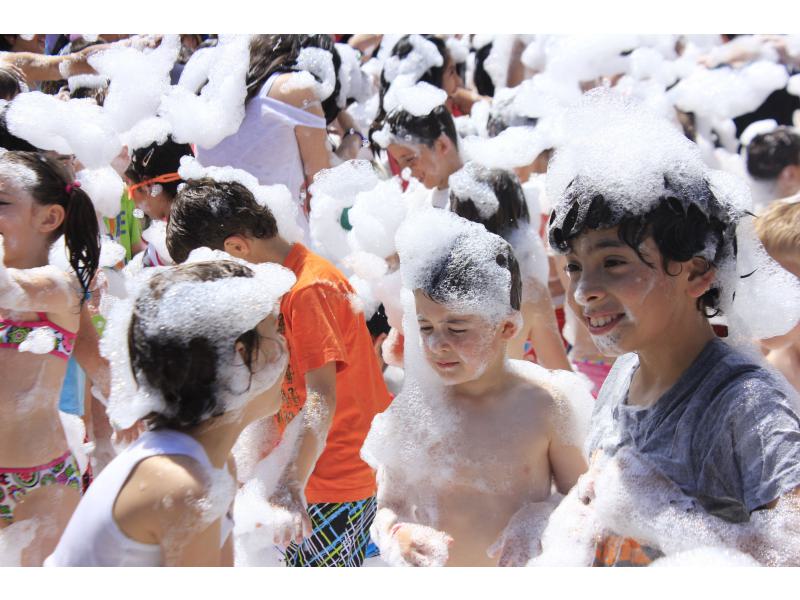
[167, 178, 392, 566]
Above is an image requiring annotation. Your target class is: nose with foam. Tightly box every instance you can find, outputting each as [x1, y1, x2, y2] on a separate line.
[572, 270, 607, 307]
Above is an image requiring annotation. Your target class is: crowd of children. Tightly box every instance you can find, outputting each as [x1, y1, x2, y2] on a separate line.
[0, 32, 799, 568]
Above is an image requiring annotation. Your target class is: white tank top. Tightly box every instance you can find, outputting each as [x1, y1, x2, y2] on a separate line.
[196, 73, 327, 203]
[44, 430, 233, 567]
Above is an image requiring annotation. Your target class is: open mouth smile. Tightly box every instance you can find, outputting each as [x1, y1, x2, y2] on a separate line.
[585, 313, 624, 334]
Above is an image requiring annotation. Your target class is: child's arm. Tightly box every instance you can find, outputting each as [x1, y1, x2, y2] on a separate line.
[268, 362, 337, 546]
[549, 440, 588, 494]
[524, 279, 572, 371]
[0, 256, 81, 317]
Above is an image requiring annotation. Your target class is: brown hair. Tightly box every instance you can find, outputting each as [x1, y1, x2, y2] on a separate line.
[0, 151, 99, 301]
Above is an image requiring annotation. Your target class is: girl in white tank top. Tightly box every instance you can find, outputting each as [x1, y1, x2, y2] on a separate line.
[46, 256, 294, 566]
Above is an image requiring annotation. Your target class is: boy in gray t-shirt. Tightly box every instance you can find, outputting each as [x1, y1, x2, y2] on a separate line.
[546, 106, 800, 565]
[588, 338, 800, 524]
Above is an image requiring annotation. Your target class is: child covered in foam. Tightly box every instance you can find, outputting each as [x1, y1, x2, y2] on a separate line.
[362, 209, 592, 567]
[46, 253, 294, 566]
[541, 91, 800, 566]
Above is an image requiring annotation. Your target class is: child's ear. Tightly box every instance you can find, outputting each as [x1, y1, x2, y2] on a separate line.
[500, 318, 519, 340]
[223, 235, 251, 259]
[434, 134, 450, 156]
[234, 339, 247, 361]
[36, 203, 65, 234]
[685, 257, 716, 299]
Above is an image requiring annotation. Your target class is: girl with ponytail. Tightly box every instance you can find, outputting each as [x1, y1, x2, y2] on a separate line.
[0, 150, 99, 565]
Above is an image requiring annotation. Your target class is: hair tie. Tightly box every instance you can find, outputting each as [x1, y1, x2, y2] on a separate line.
[65, 181, 81, 194]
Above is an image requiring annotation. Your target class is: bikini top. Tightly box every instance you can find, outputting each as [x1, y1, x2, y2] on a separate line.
[0, 312, 76, 360]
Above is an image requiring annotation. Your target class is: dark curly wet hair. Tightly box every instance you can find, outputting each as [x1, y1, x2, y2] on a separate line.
[548, 174, 737, 317]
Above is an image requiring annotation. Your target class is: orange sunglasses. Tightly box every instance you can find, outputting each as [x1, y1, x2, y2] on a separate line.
[127, 172, 182, 197]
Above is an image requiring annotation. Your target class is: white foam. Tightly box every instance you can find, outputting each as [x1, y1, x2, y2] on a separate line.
[6, 92, 122, 168]
[669, 61, 789, 122]
[89, 35, 180, 134]
[293, 47, 336, 102]
[17, 327, 57, 355]
[335, 43, 373, 107]
[158, 35, 250, 149]
[307, 160, 380, 264]
[76, 166, 124, 219]
[384, 81, 447, 118]
[448, 162, 499, 219]
[382, 34, 443, 85]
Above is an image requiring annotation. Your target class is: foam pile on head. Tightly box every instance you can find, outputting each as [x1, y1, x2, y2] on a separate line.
[397, 209, 520, 324]
[102, 250, 295, 430]
[448, 161, 499, 219]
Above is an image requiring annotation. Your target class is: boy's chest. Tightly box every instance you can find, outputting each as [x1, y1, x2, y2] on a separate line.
[431, 404, 552, 494]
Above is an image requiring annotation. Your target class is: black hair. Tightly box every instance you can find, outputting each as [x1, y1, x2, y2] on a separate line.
[548, 175, 735, 316]
[0, 105, 38, 151]
[369, 35, 449, 153]
[366, 303, 391, 339]
[473, 42, 495, 97]
[422, 232, 522, 312]
[0, 68, 23, 101]
[0, 151, 100, 301]
[450, 166, 530, 240]
[69, 79, 108, 105]
[245, 34, 342, 123]
[746, 126, 800, 180]
[384, 104, 459, 149]
[129, 260, 261, 431]
[166, 178, 279, 264]
[125, 137, 194, 198]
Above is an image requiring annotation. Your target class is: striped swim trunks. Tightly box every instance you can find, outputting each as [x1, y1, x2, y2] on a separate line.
[283, 496, 378, 567]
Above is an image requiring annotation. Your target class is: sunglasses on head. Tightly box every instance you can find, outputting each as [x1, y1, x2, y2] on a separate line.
[127, 172, 182, 197]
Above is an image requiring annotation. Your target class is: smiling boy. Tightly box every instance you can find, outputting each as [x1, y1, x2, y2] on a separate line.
[546, 95, 800, 566]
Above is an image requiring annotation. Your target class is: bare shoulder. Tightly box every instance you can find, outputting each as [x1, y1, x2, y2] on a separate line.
[270, 72, 322, 111]
[114, 454, 211, 543]
[506, 359, 594, 427]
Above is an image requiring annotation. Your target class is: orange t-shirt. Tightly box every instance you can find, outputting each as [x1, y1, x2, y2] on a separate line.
[276, 243, 392, 503]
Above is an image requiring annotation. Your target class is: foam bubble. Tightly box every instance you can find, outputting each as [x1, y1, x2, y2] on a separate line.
[669, 61, 789, 122]
[448, 162, 499, 219]
[6, 92, 122, 168]
[89, 35, 180, 134]
[384, 81, 447, 117]
[76, 166, 124, 219]
[17, 327, 57, 355]
[158, 35, 250, 149]
[293, 47, 336, 101]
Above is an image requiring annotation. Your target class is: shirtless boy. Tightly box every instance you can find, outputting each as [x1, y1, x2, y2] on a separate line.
[363, 211, 591, 566]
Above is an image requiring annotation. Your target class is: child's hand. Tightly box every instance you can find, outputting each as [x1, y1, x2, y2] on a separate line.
[267, 483, 313, 547]
[487, 500, 559, 566]
[392, 522, 452, 567]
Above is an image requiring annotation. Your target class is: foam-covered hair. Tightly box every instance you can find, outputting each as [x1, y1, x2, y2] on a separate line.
[397, 209, 521, 323]
[103, 252, 295, 430]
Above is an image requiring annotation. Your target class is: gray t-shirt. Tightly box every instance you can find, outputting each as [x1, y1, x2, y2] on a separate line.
[588, 338, 800, 523]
